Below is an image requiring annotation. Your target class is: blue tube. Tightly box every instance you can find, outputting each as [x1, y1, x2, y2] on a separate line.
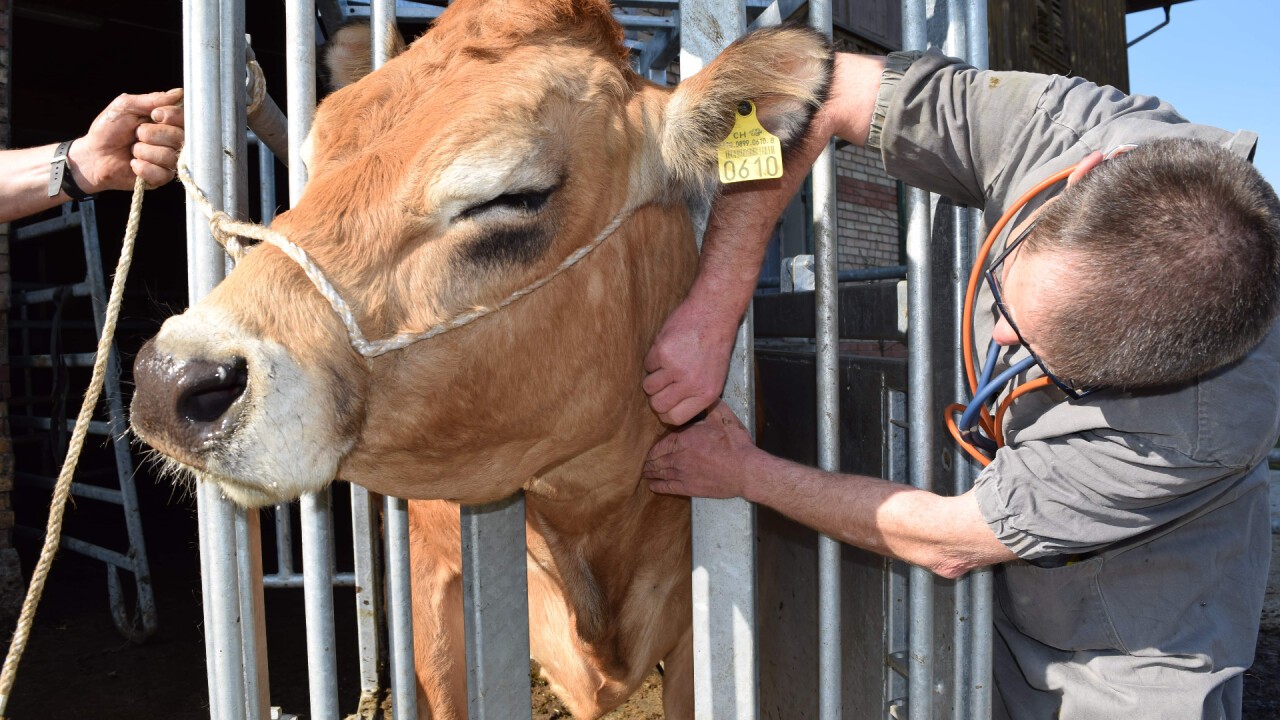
[958, 356, 1038, 432]
[975, 341, 1001, 397]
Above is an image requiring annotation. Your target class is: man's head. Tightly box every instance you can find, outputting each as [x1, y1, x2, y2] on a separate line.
[1002, 137, 1280, 391]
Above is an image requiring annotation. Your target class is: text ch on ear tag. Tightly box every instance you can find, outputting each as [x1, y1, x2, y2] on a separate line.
[717, 100, 784, 184]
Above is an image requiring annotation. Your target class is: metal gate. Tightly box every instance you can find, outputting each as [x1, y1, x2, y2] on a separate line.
[183, 1, 994, 718]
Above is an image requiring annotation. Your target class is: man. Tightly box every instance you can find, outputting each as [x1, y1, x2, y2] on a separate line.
[640, 48, 1280, 719]
[0, 89, 185, 223]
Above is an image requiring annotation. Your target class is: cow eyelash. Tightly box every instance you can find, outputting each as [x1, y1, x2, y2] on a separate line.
[459, 188, 554, 220]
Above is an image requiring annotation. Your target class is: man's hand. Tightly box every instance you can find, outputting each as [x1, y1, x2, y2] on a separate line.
[643, 401, 760, 499]
[69, 89, 185, 192]
[642, 298, 740, 425]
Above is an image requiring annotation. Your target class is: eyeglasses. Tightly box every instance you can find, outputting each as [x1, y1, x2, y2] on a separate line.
[983, 221, 1099, 400]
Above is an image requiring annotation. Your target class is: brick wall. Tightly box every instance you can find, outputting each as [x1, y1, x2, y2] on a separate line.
[0, 0, 13, 551]
[835, 144, 900, 269]
[832, 30, 902, 271]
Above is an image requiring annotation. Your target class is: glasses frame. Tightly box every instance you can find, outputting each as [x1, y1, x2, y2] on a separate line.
[984, 221, 1099, 400]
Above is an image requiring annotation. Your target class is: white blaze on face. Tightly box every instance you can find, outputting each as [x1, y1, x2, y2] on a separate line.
[150, 304, 354, 507]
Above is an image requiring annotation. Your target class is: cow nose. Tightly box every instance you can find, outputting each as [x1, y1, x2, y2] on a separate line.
[177, 358, 249, 424]
[132, 338, 249, 449]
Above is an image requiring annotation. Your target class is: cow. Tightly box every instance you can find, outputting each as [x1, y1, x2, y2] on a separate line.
[129, 1, 831, 717]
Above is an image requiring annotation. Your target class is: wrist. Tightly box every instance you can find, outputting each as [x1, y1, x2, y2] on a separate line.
[64, 137, 101, 195]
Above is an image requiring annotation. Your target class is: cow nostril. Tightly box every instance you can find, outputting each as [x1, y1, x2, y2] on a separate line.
[178, 358, 249, 424]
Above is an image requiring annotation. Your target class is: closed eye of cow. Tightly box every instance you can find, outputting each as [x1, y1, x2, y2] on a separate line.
[459, 187, 555, 221]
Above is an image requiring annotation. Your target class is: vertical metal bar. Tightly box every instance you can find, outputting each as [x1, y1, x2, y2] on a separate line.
[369, 4, 419, 718]
[384, 496, 418, 720]
[221, 3, 267, 717]
[940, 3, 972, 716]
[192, 0, 249, 718]
[300, 491, 340, 720]
[286, 2, 339, 718]
[236, 509, 271, 719]
[349, 487, 383, 704]
[964, 3, 993, 718]
[808, 0, 842, 717]
[680, 2, 759, 718]
[461, 496, 533, 720]
[903, 3, 935, 717]
[183, 4, 220, 714]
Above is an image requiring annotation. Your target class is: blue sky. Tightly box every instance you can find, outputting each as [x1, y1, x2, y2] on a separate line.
[1126, 0, 1280, 184]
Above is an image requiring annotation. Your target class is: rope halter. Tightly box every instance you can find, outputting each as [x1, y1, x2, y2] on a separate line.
[176, 152, 631, 358]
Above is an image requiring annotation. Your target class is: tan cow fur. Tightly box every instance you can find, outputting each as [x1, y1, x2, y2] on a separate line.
[131, 2, 830, 717]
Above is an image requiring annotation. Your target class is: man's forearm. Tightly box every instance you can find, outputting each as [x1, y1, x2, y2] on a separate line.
[0, 143, 83, 223]
[687, 53, 888, 333]
[743, 451, 1015, 578]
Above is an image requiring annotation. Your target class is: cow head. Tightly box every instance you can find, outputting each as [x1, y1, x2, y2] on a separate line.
[131, 0, 830, 508]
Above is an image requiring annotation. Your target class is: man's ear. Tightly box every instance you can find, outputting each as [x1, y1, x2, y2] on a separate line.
[323, 21, 407, 90]
[659, 25, 832, 191]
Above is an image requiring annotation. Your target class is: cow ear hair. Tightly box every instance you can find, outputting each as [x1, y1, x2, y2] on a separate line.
[323, 21, 408, 91]
[659, 25, 832, 193]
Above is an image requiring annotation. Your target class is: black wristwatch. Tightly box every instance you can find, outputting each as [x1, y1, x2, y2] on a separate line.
[48, 140, 93, 201]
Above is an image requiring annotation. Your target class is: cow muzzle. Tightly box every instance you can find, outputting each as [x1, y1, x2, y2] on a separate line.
[129, 304, 353, 508]
[132, 341, 249, 451]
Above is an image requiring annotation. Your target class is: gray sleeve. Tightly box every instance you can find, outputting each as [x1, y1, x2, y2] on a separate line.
[972, 430, 1248, 560]
[868, 48, 1193, 209]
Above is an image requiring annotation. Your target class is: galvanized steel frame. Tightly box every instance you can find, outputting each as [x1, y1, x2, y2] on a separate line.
[185, 1, 997, 718]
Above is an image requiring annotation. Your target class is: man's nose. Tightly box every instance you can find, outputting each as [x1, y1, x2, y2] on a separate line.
[992, 316, 1021, 347]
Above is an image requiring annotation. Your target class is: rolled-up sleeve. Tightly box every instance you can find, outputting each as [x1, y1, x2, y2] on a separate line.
[973, 430, 1248, 560]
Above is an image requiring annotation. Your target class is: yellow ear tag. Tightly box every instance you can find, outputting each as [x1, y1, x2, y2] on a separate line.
[717, 100, 784, 184]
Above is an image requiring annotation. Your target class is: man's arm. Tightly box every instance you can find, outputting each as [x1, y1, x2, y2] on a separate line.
[643, 402, 1017, 577]
[0, 89, 185, 224]
[642, 53, 886, 425]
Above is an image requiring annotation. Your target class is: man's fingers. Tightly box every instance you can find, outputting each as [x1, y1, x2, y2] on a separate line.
[113, 89, 184, 118]
[645, 433, 680, 462]
[648, 479, 686, 496]
[137, 122, 184, 150]
[133, 142, 179, 172]
[642, 347, 664, 374]
[131, 158, 177, 188]
[641, 368, 674, 396]
[151, 103, 185, 128]
[663, 396, 713, 427]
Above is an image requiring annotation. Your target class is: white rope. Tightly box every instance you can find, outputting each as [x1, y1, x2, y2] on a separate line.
[176, 151, 630, 358]
[0, 177, 147, 718]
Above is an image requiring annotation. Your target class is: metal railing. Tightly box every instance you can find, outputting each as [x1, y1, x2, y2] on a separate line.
[182, 1, 996, 718]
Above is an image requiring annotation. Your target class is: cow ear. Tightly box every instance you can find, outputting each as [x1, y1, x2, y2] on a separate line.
[659, 25, 832, 192]
[323, 22, 407, 90]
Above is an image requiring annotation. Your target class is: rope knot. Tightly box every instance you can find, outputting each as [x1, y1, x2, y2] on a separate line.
[208, 211, 250, 260]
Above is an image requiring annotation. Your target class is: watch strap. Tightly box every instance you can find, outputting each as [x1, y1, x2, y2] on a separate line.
[49, 140, 92, 201]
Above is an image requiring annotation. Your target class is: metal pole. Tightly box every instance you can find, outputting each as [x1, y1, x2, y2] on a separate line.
[221, 3, 268, 717]
[940, 2, 974, 716]
[680, 2, 759, 718]
[461, 497, 533, 720]
[368, 3, 420, 717]
[191, 1, 250, 717]
[384, 496, 418, 720]
[964, 3, 994, 718]
[182, 4, 220, 715]
[808, 0, 842, 716]
[285, 2, 339, 718]
[903, 2, 935, 717]
[299, 491, 339, 720]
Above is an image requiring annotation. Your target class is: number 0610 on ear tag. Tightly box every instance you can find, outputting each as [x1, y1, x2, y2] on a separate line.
[717, 100, 784, 184]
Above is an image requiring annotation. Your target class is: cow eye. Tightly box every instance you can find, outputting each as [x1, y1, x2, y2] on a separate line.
[459, 188, 553, 220]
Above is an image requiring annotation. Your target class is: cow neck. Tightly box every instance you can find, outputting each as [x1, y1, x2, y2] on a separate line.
[177, 158, 633, 360]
